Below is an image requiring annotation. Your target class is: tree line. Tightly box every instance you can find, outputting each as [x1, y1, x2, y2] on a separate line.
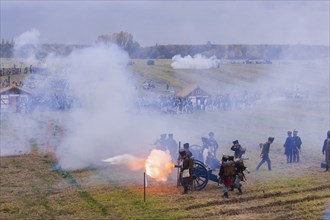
[1, 31, 328, 60]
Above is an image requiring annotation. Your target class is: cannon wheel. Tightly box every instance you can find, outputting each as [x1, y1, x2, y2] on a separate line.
[180, 160, 209, 191]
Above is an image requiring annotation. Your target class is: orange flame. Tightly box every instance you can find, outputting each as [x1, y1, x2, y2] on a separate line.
[102, 150, 176, 182]
[165, 163, 176, 169]
[145, 149, 174, 182]
[102, 154, 145, 170]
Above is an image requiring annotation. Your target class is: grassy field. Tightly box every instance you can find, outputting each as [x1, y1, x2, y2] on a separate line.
[1, 58, 329, 219]
[1, 150, 329, 219]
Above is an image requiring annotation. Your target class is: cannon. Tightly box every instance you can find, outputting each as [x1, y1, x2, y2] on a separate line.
[178, 159, 221, 191]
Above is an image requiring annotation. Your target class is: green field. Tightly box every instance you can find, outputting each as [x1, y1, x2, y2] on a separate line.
[1, 58, 329, 219]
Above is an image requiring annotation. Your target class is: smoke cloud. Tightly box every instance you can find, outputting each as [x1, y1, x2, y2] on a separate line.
[1, 30, 170, 170]
[54, 43, 140, 169]
[171, 54, 220, 69]
[13, 29, 41, 62]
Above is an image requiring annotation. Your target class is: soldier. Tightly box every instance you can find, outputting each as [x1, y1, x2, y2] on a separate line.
[177, 143, 193, 164]
[231, 158, 250, 195]
[292, 129, 302, 163]
[154, 134, 167, 151]
[322, 130, 330, 171]
[166, 133, 178, 162]
[256, 137, 274, 171]
[182, 142, 193, 158]
[201, 137, 210, 163]
[219, 155, 235, 198]
[208, 132, 219, 157]
[284, 131, 294, 163]
[231, 140, 246, 159]
[179, 148, 194, 194]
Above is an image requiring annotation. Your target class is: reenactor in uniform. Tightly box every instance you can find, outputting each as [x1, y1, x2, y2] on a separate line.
[231, 140, 246, 159]
[183, 142, 193, 158]
[231, 158, 250, 195]
[219, 155, 235, 198]
[207, 132, 219, 157]
[177, 143, 193, 188]
[201, 137, 210, 163]
[256, 137, 274, 171]
[154, 134, 167, 151]
[284, 131, 294, 163]
[292, 129, 302, 163]
[179, 148, 194, 194]
[322, 131, 330, 171]
[166, 133, 178, 162]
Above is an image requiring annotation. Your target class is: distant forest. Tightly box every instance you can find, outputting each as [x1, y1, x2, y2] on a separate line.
[0, 39, 328, 60]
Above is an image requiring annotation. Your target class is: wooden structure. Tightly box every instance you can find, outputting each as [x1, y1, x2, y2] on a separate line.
[176, 84, 210, 110]
[0, 85, 32, 113]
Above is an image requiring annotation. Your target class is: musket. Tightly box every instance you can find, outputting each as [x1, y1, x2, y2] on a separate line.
[177, 141, 181, 187]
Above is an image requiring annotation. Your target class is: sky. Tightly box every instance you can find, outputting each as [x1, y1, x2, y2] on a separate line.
[1, 1, 329, 47]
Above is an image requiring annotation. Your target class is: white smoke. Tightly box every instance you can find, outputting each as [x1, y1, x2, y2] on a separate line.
[1, 30, 178, 170]
[171, 54, 220, 69]
[13, 29, 41, 62]
[14, 29, 40, 48]
[54, 43, 140, 170]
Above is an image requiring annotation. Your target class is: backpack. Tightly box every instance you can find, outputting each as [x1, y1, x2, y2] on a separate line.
[223, 161, 235, 176]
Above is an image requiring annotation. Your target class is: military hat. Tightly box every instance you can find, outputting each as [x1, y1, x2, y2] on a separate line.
[222, 155, 234, 161]
[268, 137, 275, 142]
[233, 140, 239, 144]
[179, 148, 186, 157]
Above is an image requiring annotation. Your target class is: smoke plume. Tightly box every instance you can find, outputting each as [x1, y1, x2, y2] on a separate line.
[171, 54, 220, 69]
[13, 29, 41, 62]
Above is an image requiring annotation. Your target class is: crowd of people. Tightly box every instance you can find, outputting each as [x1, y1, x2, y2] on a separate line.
[136, 88, 309, 115]
[137, 92, 261, 114]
